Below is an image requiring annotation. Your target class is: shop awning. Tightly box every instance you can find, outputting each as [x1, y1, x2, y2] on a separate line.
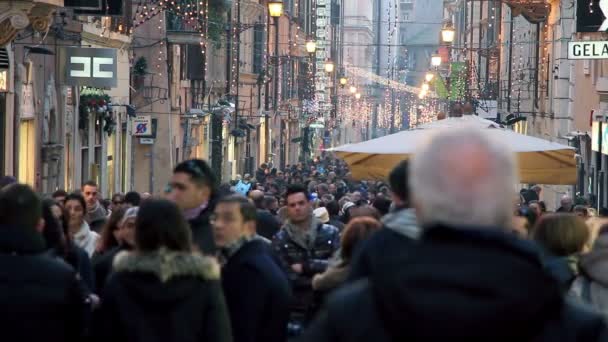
[331, 116, 577, 185]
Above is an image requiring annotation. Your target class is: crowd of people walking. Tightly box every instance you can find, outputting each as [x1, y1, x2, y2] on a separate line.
[3, 126, 608, 341]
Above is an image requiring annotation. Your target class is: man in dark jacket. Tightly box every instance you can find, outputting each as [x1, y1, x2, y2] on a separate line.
[272, 184, 340, 322]
[168, 159, 218, 254]
[0, 184, 86, 342]
[213, 195, 291, 342]
[250, 190, 282, 239]
[349, 160, 419, 281]
[301, 128, 608, 341]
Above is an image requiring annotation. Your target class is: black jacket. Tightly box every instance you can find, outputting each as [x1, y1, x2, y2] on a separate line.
[189, 200, 217, 255]
[0, 225, 87, 342]
[92, 244, 132, 295]
[48, 243, 96, 294]
[256, 209, 282, 240]
[348, 208, 419, 282]
[301, 224, 608, 342]
[92, 249, 232, 342]
[222, 239, 291, 342]
[272, 219, 340, 312]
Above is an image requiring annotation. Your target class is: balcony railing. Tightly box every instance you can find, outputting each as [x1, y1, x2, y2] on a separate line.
[166, 12, 199, 32]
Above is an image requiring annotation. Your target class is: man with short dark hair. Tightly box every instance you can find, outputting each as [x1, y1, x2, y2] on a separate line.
[82, 180, 107, 232]
[272, 184, 339, 323]
[168, 159, 218, 254]
[0, 184, 86, 341]
[212, 195, 291, 342]
[124, 191, 141, 208]
[348, 160, 420, 281]
[52, 189, 68, 206]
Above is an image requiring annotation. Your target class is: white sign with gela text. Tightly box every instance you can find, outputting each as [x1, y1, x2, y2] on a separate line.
[132, 115, 152, 136]
[568, 41, 608, 59]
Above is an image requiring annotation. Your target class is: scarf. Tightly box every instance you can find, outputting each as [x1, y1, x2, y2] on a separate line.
[184, 202, 209, 221]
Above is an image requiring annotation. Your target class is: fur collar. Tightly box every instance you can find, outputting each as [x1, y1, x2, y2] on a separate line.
[113, 248, 220, 282]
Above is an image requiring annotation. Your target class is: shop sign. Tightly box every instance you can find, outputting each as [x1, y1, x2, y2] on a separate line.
[0, 70, 7, 92]
[593, 121, 601, 152]
[132, 116, 152, 136]
[64, 0, 124, 16]
[59, 47, 117, 88]
[21, 85, 35, 119]
[602, 124, 608, 155]
[568, 41, 608, 59]
[577, 0, 608, 32]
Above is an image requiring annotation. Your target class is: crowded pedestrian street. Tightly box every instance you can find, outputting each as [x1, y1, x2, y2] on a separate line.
[5, 0, 608, 340]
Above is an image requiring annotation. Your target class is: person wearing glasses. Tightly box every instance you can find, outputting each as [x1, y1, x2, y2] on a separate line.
[167, 159, 218, 255]
[109, 193, 125, 213]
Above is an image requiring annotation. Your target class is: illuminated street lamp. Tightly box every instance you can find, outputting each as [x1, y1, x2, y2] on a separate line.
[441, 22, 456, 44]
[339, 76, 348, 86]
[324, 60, 335, 73]
[425, 72, 434, 82]
[418, 90, 427, 99]
[306, 40, 316, 53]
[268, 0, 283, 17]
[349, 86, 357, 94]
[422, 83, 430, 92]
[431, 54, 442, 67]
[355, 93, 361, 100]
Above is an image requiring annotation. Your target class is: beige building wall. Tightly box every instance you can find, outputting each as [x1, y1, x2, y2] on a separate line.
[131, 14, 180, 195]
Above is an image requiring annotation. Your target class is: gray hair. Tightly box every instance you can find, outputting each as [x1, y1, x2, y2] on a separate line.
[410, 127, 518, 229]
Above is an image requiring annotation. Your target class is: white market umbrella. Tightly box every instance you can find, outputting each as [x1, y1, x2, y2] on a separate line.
[331, 117, 577, 185]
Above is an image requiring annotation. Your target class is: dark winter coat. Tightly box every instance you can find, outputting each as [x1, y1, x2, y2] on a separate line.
[256, 209, 282, 240]
[92, 244, 132, 294]
[0, 224, 87, 342]
[348, 208, 419, 281]
[300, 224, 608, 342]
[272, 217, 340, 313]
[221, 239, 291, 342]
[189, 200, 217, 255]
[48, 243, 96, 294]
[92, 249, 232, 342]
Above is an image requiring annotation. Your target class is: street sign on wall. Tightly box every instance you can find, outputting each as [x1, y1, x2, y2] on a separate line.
[568, 41, 608, 59]
[64, 0, 124, 15]
[577, 0, 608, 32]
[59, 47, 118, 88]
[132, 116, 152, 136]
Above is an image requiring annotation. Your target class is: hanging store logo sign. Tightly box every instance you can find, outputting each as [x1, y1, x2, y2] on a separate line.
[132, 116, 152, 136]
[59, 47, 117, 88]
[64, 0, 124, 16]
[568, 41, 608, 59]
[577, 0, 608, 32]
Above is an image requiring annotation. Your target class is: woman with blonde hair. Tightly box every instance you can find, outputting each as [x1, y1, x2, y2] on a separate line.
[533, 214, 589, 293]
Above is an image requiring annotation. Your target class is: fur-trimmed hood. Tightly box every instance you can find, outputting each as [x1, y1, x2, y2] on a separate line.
[113, 248, 220, 282]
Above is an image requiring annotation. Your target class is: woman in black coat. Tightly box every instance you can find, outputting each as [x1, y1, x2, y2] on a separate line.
[92, 199, 232, 342]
